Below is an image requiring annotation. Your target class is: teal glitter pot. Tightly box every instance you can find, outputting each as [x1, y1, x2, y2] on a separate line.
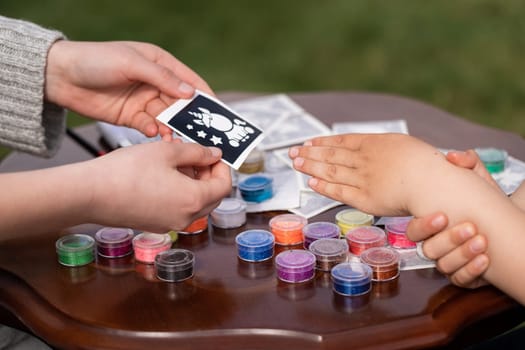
[238, 175, 273, 203]
[56, 234, 95, 267]
[475, 147, 507, 173]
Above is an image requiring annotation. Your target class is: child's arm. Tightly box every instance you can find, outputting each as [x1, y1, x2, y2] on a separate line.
[290, 133, 525, 304]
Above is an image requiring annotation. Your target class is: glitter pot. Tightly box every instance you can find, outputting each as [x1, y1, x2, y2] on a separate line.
[238, 175, 273, 203]
[331, 262, 372, 296]
[235, 229, 275, 262]
[275, 249, 316, 283]
[303, 221, 341, 249]
[360, 247, 400, 282]
[238, 148, 265, 174]
[179, 215, 208, 235]
[155, 249, 194, 282]
[211, 198, 247, 229]
[269, 214, 307, 246]
[475, 147, 507, 173]
[132, 233, 172, 264]
[308, 238, 348, 271]
[94, 227, 134, 258]
[385, 220, 415, 249]
[345, 226, 387, 256]
[335, 208, 374, 236]
[56, 234, 95, 267]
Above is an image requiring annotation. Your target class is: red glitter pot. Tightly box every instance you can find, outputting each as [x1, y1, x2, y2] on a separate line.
[345, 226, 387, 256]
[385, 219, 416, 249]
[360, 247, 400, 282]
[95, 227, 134, 258]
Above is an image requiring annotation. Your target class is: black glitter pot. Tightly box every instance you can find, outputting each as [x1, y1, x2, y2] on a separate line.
[154, 249, 195, 282]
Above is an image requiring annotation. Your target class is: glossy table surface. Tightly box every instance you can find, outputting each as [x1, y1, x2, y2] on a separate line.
[0, 92, 524, 350]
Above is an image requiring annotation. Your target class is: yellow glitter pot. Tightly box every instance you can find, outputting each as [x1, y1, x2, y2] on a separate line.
[335, 208, 374, 236]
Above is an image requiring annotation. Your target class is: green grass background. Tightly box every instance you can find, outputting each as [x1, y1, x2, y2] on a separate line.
[1, 0, 525, 159]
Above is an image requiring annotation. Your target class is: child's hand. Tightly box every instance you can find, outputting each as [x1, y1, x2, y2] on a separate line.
[407, 212, 489, 289]
[289, 133, 445, 217]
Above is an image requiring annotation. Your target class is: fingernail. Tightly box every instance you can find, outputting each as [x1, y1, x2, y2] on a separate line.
[459, 224, 475, 240]
[473, 255, 488, 269]
[470, 236, 485, 253]
[309, 177, 318, 187]
[209, 147, 222, 157]
[178, 82, 194, 94]
[430, 215, 446, 228]
[293, 157, 304, 168]
[289, 147, 299, 158]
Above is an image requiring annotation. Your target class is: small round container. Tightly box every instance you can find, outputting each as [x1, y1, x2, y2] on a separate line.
[303, 221, 341, 249]
[179, 215, 208, 235]
[167, 230, 179, 242]
[275, 249, 316, 283]
[235, 229, 275, 262]
[385, 219, 416, 249]
[56, 234, 95, 267]
[331, 262, 373, 296]
[308, 238, 348, 271]
[211, 198, 247, 229]
[94, 227, 134, 258]
[238, 148, 265, 174]
[345, 226, 387, 256]
[360, 247, 400, 282]
[238, 175, 273, 203]
[155, 249, 195, 282]
[132, 233, 172, 264]
[269, 214, 307, 246]
[335, 208, 374, 236]
[476, 147, 507, 173]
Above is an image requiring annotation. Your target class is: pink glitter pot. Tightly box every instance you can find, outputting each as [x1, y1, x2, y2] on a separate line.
[274, 249, 316, 283]
[95, 227, 134, 258]
[345, 226, 387, 256]
[132, 233, 172, 264]
[302, 221, 341, 249]
[385, 219, 416, 249]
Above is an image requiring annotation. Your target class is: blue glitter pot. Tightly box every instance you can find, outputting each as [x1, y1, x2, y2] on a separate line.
[238, 175, 273, 203]
[235, 230, 275, 262]
[331, 262, 373, 296]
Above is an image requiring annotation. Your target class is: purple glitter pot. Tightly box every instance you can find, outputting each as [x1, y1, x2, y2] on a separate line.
[303, 221, 341, 249]
[275, 249, 316, 283]
[95, 227, 134, 258]
[235, 229, 275, 262]
[308, 238, 348, 271]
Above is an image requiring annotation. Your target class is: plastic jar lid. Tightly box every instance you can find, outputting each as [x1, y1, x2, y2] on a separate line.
[238, 175, 273, 191]
[303, 222, 341, 241]
[95, 227, 133, 246]
[331, 262, 372, 292]
[309, 238, 348, 260]
[132, 233, 172, 250]
[275, 249, 316, 273]
[56, 234, 95, 267]
[336, 208, 374, 226]
[211, 198, 247, 228]
[385, 219, 416, 248]
[360, 247, 400, 281]
[385, 219, 410, 235]
[154, 249, 195, 280]
[346, 226, 386, 245]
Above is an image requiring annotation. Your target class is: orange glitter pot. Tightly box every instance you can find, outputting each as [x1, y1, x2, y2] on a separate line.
[269, 214, 307, 246]
[180, 215, 209, 235]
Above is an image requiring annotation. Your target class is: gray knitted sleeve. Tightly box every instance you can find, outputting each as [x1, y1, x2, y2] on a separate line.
[0, 15, 66, 157]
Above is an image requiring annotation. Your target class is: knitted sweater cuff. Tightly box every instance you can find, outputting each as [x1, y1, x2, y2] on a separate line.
[0, 15, 66, 157]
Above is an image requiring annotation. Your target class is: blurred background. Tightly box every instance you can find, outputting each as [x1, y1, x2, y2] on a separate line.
[1, 0, 525, 158]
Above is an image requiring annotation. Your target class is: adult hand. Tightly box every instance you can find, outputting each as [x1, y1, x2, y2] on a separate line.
[45, 40, 213, 137]
[86, 141, 231, 232]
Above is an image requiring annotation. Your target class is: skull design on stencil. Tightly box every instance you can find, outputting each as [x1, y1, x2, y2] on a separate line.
[189, 107, 255, 147]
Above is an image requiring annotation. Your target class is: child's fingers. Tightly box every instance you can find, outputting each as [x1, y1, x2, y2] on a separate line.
[448, 255, 489, 289]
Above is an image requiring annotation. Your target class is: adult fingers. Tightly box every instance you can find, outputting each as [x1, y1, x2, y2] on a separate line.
[422, 222, 478, 260]
[432, 233, 487, 273]
[448, 255, 490, 289]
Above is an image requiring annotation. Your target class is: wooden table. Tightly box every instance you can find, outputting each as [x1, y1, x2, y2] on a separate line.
[0, 92, 523, 350]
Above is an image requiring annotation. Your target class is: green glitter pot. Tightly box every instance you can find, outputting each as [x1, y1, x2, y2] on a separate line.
[56, 234, 95, 267]
[475, 147, 507, 174]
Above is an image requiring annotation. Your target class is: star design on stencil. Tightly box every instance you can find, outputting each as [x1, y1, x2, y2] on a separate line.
[186, 124, 194, 130]
[210, 135, 223, 145]
[197, 130, 207, 138]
